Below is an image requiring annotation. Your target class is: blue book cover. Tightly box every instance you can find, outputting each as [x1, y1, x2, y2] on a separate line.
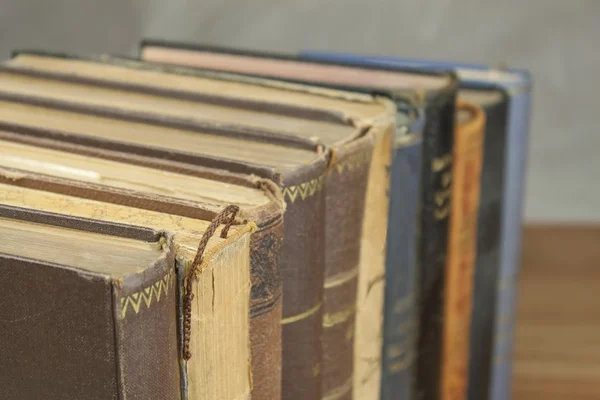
[301, 51, 532, 400]
[381, 105, 424, 400]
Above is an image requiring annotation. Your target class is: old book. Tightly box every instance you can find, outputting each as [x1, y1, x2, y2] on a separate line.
[0, 139, 285, 400]
[380, 111, 424, 400]
[0, 207, 180, 400]
[0, 96, 328, 400]
[138, 42, 457, 400]
[459, 88, 508, 400]
[468, 70, 532, 400]
[299, 52, 532, 400]
[0, 54, 395, 400]
[441, 101, 485, 400]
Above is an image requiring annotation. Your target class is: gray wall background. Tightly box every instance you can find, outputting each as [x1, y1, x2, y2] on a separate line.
[1, 0, 598, 222]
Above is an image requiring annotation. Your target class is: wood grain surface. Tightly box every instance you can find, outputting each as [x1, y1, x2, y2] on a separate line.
[513, 225, 600, 399]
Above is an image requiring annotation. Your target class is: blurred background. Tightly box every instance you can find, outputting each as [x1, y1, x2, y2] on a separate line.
[2, 0, 598, 223]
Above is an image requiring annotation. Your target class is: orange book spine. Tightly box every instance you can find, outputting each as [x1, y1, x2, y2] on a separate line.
[442, 100, 486, 400]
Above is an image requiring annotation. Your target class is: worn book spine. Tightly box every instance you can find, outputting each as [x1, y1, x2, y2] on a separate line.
[415, 89, 457, 400]
[113, 235, 181, 400]
[0, 120, 322, 400]
[490, 82, 532, 400]
[441, 101, 485, 400]
[380, 122, 424, 400]
[244, 213, 285, 400]
[0, 207, 181, 400]
[353, 121, 394, 400]
[279, 164, 328, 400]
[179, 217, 256, 400]
[321, 136, 374, 400]
[467, 93, 508, 400]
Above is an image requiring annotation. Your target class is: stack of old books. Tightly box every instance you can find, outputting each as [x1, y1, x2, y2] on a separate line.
[0, 43, 531, 400]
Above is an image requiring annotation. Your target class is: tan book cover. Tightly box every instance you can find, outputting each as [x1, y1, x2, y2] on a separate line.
[442, 100, 485, 400]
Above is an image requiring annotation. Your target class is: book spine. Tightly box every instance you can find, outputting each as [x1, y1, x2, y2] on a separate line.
[467, 97, 508, 400]
[321, 138, 374, 400]
[490, 90, 532, 400]
[112, 234, 182, 400]
[441, 101, 485, 400]
[380, 131, 423, 400]
[280, 162, 328, 400]
[415, 91, 456, 400]
[247, 215, 285, 400]
[353, 123, 394, 400]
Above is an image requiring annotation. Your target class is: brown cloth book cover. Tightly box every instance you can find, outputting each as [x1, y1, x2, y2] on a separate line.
[0, 206, 180, 400]
[441, 100, 485, 400]
[0, 52, 396, 400]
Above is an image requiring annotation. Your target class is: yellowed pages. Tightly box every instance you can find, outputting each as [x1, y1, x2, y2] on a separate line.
[190, 233, 252, 400]
[0, 217, 161, 275]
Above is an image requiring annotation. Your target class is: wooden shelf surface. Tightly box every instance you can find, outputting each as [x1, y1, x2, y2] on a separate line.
[513, 225, 600, 399]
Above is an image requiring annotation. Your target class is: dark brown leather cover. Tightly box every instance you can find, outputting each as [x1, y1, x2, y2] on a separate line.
[0, 142, 290, 400]
[0, 255, 120, 400]
[114, 236, 180, 400]
[415, 86, 458, 400]
[320, 135, 373, 400]
[247, 210, 285, 400]
[0, 110, 328, 399]
[278, 161, 327, 400]
[0, 210, 180, 400]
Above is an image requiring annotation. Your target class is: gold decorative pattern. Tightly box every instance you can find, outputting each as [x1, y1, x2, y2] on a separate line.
[280, 302, 323, 325]
[323, 267, 359, 289]
[120, 269, 176, 318]
[282, 175, 325, 204]
[322, 376, 353, 400]
[312, 362, 322, 377]
[322, 305, 356, 328]
[280, 150, 371, 204]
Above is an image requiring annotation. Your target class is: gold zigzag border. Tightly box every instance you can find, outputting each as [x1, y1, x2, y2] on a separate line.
[120, 269, 176, 318]
[282, 175, 325, 204]
[281, 151, 370, 204]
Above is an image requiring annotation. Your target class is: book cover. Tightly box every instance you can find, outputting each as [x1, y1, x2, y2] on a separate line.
[441, 100, 485, 400]
[460, 87, 509, 400]
[380, 106, 424, 400]
[0, 205, 181, 400]
[301, 51, 532, 400]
